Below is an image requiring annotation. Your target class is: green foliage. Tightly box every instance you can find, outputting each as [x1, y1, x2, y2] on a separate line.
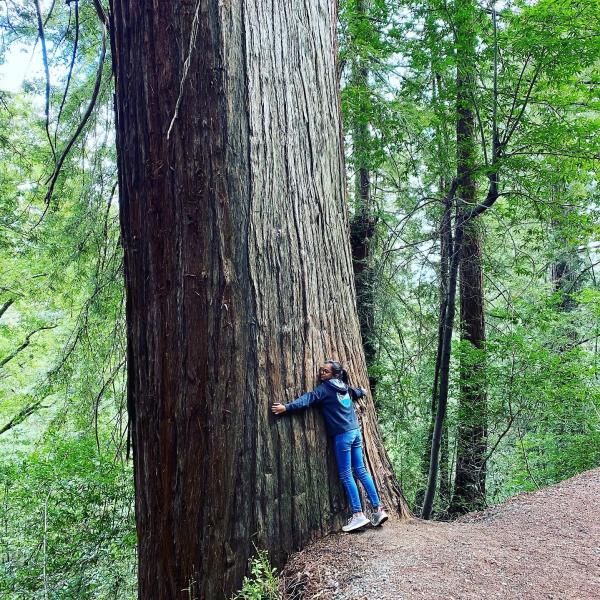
[0, 4, 131, 597]
[0, 0, 121, 448]
[231, 550, 281, 600]
[484, 291, 600, 500]
[0, 432, 136, 599]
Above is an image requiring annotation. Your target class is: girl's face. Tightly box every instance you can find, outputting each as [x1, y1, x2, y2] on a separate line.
[319, 364, 334, 381]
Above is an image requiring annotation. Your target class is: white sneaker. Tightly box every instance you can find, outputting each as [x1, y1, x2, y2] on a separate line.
[370, 509, 389, 527]
[342, 514, 370, 532]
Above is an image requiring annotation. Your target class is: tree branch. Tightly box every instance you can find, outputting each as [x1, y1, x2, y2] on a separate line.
[0, 299, 14, 320]
[502, 54, 531, 143]
[43, 0, 57, 27]
[39, 23, 107, 221]
[34, 0, 55, 162]
[94, 358, 126, 452]
[55, 0, 80, 146]
[502, 55, 546, 148]
[0, 399, 49, 435]
[91, 0, 109, 27]
[0, 325, 57, 369]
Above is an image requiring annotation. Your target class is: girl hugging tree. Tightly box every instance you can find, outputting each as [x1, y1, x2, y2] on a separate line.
[272, 359, 388, 532]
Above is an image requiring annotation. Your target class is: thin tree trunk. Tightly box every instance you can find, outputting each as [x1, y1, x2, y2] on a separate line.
[110, 1, 409, 597]
[422, 206, 463, 520]
[416, 178, 452, 514]
[439, 421, 450, 510]
[415, 36, 453, 513]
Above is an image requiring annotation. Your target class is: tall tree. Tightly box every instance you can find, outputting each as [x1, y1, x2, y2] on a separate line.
[109, 1, 409, 598]
[341, 0, 402, 390]
[347, 0, 377, 377]
[450, 0, 487, 515]
[422, 0, 501, 519]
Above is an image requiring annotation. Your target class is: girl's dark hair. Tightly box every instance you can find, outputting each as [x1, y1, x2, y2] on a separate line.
[325, 359, 349, 384]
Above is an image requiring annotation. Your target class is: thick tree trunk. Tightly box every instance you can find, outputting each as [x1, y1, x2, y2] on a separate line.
[449, 0, 487, 516]
[110, 1, 409, 598]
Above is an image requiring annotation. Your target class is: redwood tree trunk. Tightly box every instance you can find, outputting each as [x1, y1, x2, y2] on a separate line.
[452, 218, 487, 514]
[449, 0, 487, 516]
[348, 3, 377, 381]
[109, 1, 409, 598]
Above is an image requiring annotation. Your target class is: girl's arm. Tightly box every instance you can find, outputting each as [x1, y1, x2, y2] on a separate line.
[271, 385, 326, 415]
[348, 387, 367, 401]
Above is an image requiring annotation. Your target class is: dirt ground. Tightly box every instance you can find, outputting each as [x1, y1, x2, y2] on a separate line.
[279, 468, 600, 599]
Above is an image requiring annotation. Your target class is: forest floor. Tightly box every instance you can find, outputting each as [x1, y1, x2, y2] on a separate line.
[279, 468, 600, 599]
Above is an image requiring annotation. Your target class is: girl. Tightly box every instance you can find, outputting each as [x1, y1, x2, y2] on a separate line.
[271, 360, 388, 532]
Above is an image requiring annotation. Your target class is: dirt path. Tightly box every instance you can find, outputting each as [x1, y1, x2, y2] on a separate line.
[280, 468, 600, 599]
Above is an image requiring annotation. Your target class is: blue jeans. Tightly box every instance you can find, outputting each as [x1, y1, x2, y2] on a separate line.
[334, 428, 381, 513]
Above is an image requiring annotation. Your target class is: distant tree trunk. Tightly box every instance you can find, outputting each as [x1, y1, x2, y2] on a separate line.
[439, 420, 450, 509]
[551, 195, 581, 313]
[350, 203, 377, 375]
[552, 251, 578, 310]
[348, 0, 378, 389]
[449, 0, 487, 516]
[110, 1, 409, 598]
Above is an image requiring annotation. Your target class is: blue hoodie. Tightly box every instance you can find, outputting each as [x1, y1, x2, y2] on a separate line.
[283, 379, 366, 437]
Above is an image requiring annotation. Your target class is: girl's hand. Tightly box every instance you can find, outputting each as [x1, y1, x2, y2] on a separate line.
[271, 403, 286, 415]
